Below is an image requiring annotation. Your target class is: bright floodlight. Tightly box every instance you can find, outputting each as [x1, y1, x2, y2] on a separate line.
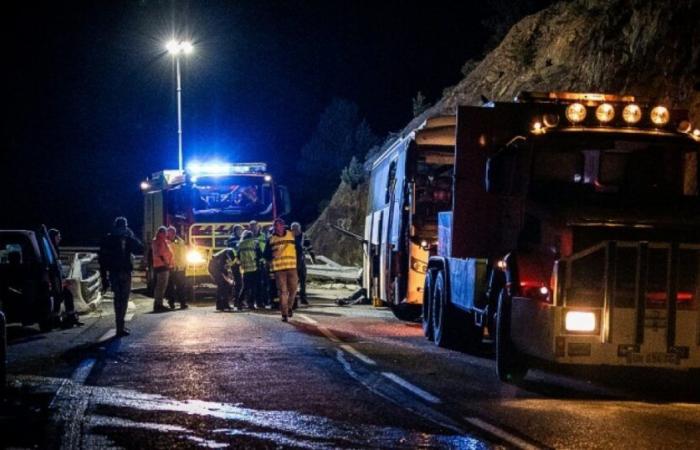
[166, 40, 179, 54]
[182, 41, 194, 54]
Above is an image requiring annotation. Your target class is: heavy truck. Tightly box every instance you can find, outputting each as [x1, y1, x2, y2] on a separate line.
[365, 91, 700, 381]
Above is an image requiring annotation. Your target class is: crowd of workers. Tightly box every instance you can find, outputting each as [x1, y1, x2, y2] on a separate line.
[97, 216, 314, 336]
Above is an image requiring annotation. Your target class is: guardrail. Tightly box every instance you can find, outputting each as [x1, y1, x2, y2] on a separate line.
[60, 249, 102, 312]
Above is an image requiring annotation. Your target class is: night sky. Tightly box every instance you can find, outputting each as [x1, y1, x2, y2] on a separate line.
[1, 0, 492, 244]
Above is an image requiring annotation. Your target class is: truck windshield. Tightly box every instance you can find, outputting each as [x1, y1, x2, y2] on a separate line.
[191, 176, 273, 222]
[529, 135, 698, 202]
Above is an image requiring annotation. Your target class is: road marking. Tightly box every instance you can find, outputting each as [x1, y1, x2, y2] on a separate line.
[125, 313, 134, 322]
[380, 372, 441, 404]
[98, 329, 116, 342]
[71, 358, 97, 384]
[297, 314, 318, 325]
[339, 344, 376, 365]
[318, 326, 341, 343]
[464, 417, 539, 450]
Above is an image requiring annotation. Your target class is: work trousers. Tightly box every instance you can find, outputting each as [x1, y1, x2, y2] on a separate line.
[241, 271, 261, 307]
[232, 263, 243, 307]
[109, 271, 132, 333]
[167, 269, 187, 306]
[153, 269, 170, 308]
[297, 259, 307, 302]
[213, 273, 232, 310]
[274, 269, 298, 318]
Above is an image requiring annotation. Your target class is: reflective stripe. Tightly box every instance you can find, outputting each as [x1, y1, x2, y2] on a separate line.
[270, 231, 297, 272]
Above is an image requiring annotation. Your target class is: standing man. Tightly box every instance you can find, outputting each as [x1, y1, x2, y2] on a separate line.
[249, 220, 271, 309]
[226, 225, 244, 309]
[166, 226, 188, 309]
[208, 248, 234, 311]
[99, 217, 143, 337]
[48, 228, 83, 327]
[290, 222, 315, 307]
[238, 230, 261, 309]
[264, 218, 297, 322]
[151, 226, 173, 312]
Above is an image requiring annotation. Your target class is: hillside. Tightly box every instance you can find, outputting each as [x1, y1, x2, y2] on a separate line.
[310, 0, 700, 266]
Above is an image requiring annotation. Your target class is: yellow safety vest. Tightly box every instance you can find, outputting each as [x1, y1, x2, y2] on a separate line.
[269, 230, 297, 272]
[238, 238, 258, 274]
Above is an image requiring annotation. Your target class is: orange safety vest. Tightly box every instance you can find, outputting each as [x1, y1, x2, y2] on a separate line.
[269, 230, 297, 272]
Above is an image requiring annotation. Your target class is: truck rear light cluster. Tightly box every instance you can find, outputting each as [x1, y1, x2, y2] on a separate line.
[519, 281, 551, 302]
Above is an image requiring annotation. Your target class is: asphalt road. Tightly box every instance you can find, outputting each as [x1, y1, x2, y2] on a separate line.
[3, 285, 700, 449]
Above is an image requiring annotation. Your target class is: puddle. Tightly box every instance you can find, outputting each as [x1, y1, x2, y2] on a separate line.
[17, 375, 486, 449]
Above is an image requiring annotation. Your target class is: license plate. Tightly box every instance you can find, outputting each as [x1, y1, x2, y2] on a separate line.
[626, 352, 680, 365]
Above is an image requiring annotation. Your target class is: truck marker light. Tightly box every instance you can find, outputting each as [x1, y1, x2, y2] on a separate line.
[532, 121, 543, 133]
[565, 311, 596, 332]
[622, 104, 642, 124]
[650, 106, 670, 126]
[565, 103, 586, 124]
[539, 286, 549, 296]
[677, 120, 692, 133]
[595, 103, 615, 123]
[186, 249, 206, 265]
[693, 129, 700, 137]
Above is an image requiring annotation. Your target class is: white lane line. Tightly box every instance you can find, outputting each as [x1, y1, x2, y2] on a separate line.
[381, 372, 441, 404]
[98, 329, 116, 342]
[318, 326, 341, 343]
[339, 344, 376, 365]
[125, 313, 134, 322]
[297, 314, 318, 325]
[464, 417, 539, 450]
[71, 358, 97, 384]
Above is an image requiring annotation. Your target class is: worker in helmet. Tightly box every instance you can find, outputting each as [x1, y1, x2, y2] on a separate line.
[264, 218, 297, 322]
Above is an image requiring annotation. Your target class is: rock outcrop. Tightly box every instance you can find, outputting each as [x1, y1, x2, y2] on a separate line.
[310, 0, 700, 266]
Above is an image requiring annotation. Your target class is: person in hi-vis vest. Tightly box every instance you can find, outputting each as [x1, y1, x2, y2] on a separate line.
[264, 218, 297, 322]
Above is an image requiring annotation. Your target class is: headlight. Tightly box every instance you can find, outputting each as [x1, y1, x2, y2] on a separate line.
[565, 103, 587, 124]
[595, 103, 615, 123]
[186, 249, 206, 265]
[565, 311, 596, 332]
[650, 106, 670, 126]
[622, 104, 642, 124]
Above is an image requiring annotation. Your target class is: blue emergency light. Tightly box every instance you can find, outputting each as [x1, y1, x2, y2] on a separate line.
[185, 161, 267, 177]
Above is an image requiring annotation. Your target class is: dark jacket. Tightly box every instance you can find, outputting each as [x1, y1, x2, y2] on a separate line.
[99, 227, 143, 273]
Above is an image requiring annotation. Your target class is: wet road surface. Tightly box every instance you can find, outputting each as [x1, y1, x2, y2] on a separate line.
[4, 285, 700, 449]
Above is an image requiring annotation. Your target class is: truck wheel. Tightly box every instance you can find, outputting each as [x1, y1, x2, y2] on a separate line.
[496, 290, 529, 383]
[422, 271, 434, 340]
[431, 270, 459, 349]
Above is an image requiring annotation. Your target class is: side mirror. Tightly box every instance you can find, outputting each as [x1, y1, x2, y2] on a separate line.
[278, 185, 292, 216]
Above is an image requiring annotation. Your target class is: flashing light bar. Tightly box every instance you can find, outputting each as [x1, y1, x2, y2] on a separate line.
[186, 162, 268, 176]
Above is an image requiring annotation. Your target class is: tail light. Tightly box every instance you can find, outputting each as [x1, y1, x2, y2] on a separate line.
[519, 281, 551, 302]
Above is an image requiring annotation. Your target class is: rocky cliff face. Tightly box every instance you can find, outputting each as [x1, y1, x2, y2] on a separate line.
[310, 0, 700, 266]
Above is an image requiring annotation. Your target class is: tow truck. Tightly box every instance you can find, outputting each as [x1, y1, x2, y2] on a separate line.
[141, 162, 290, 295]
[365, 91, 700, 381]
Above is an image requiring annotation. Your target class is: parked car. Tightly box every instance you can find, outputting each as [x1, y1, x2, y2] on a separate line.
[0, 228, 62, 331]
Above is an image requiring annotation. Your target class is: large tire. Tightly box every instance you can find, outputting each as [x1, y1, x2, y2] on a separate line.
[432, 270, 483, 351]
[496, 290, 529, 382]
[422, 271, 434, 340]
[391, 302, 421, 322]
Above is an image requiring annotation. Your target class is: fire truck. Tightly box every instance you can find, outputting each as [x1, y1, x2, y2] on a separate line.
[365, 92, 700, 381]
[142, 162, 290, 294]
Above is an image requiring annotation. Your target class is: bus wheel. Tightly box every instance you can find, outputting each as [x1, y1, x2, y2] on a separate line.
[495, 290, 529, 383]
[391, 303, 421, 322]
[422, 271, 434, 340]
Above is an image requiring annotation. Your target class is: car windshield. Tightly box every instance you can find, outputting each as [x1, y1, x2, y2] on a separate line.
[191, 176, 273, 222]
[529, 135, 698, 202]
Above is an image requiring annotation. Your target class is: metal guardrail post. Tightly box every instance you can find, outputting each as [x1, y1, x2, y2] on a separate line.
[0, 311, 6, 390]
